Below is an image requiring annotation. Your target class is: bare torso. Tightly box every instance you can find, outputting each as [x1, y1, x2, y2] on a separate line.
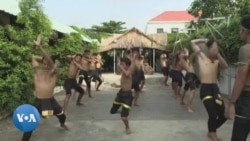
[89, 59, 96, 71]
[67, 62, 79, 78]
[180, 58, 195, 73]
[160, 54, 167, 67]
[34, 68, 57, 99]
[198, 54, 218, 83]
[81, 57, 90, 71]
[120, 73, 132, 91]
[96, 59, 102, 69]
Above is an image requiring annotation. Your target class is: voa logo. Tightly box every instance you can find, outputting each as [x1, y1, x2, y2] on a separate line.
[12, 104, 41, 132]
[16, 113, 37, 123]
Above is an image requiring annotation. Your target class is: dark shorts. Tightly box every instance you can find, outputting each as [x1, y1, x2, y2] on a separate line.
[200, 83, 224, 105]
[79, 70, 91, 87]
[34, 97, 63, 118]
[161, 67, 169, 76]
[113, 89, 133, 117]
[184, 72, 200, 91]
[171, 70, 183, 87]
[64, 78, 84, 94]
[132, 70, 141, 92]
[235, 91, 250, 118]
[139, 69, 145, 81]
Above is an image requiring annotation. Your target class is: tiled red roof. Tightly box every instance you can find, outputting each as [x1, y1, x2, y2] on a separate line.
[150, 11, 196, 22]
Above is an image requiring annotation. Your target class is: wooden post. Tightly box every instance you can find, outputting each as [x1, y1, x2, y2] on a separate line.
[113, 49, 116, 74]
[153, 48, 155, 72]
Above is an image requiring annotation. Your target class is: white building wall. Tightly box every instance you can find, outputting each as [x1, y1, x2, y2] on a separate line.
[146, 21, 191, 34]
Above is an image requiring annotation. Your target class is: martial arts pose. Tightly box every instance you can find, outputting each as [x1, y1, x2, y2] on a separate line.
[160, 51, 169, 86]
[91, 53, 103, 91]
[63, 54, 85, 113]
[171, 51, 184, 101]
[94, 53, 103, 91]
[78, 50, 92, 97]
[22, 35, 68, 141]
[179, 48, 200, 112]
[225, 15, 250, 141]
[191, 38, 228, 141]
[138, 55, 146, 92]
[110, 57, 135, 135]
[131, 49, 142, 106]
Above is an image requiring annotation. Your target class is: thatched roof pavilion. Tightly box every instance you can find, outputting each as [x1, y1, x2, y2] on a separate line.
[99, 27, 168, 73]
[99, 27, 167, 52]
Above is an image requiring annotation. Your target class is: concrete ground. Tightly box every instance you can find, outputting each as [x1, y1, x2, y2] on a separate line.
[0, 73, 248, 141]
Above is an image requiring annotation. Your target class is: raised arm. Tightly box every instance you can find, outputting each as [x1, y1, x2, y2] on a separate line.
[34, 35, 54, 68]
[191, 38, 208, 57]
[31, 56, 43, 68]
[50, 60, 60, 75]
[217, 54, 228, 69]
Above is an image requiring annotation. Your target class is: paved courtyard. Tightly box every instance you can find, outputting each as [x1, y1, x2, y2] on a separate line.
[0, 73, 247, 141]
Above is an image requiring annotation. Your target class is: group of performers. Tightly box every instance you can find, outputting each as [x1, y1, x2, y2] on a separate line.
[159, 15, 250, 141]
[21, 15, 250, 141]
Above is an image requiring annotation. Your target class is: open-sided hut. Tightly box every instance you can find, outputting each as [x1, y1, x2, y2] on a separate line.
[99, 27, 168, 73]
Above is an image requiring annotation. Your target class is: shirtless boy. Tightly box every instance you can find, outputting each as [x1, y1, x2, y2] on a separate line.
[94, 53, 103, 91]
[110, 57, 134, 134]
[63, 54, 85, 113]
[179, 48, 200, 112]
[191, 38, 228, 141]
[171, 51, 184, 101]
[22, 35, 68, 141]
[225, 15, 250, 141]
[160, 51, 169, 86]
[90, 53, 103, 91]
[78, 50, 92, 97]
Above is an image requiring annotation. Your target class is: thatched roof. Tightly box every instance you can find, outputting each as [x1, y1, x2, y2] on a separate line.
[99, 27, 167, 52]
[147, 33, 167, 46]
[100, 34, 121, 47]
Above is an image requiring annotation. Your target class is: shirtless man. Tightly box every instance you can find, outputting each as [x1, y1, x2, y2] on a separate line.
[63, 54, 85, 113]
[160, 51, 169, 86]
[171, 51, 184, 101]
[131, 49, 141, 106]
[179, 48, 200, 112]
[225, 15, 250, 141]
[191, 38, 228, 141]
[78, 50, 92, 97]
[110, 57, 134, 135]
[92, 53, 103, 91]
[22, 35, 68, 141]
[95, 54, 103, 91]
[138, 55, 146, 92]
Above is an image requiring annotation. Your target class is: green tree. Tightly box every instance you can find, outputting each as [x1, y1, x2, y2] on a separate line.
[91, 20, 126, 34]
[188, 0, 235, 18]
[0, 0, 52, 112]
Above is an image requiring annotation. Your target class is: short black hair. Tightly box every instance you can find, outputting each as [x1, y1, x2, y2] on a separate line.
[75, 54, 82, 58]
[120, 57, 131, 66]
[132, 48, 139, 53]
[206, 38, 217, 49]
[84, 49, 90, 53]
[162, 51, 167, 54]
[92, 53, 97, 56]
[126, 50, 131, 54]
[241, 15, 250, 30]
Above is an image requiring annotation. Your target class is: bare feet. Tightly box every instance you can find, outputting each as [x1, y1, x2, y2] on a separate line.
[76, 102, 84, 106]
[125, 128, 131, 135]
[207, 132, 222, 141]
[187, 107, 194, 113]
[96, 89, 100, 91]
[61, 124, 69, 130]
[89, 95, 93, 98]
[180, 101, 186, 105]
[134, 103, 139, 107]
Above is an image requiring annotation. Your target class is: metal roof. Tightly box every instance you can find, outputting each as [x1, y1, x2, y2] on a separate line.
[0, 0, 93, 42]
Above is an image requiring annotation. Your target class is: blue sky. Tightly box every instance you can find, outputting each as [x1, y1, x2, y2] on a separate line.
[43, 0, 194, 31]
